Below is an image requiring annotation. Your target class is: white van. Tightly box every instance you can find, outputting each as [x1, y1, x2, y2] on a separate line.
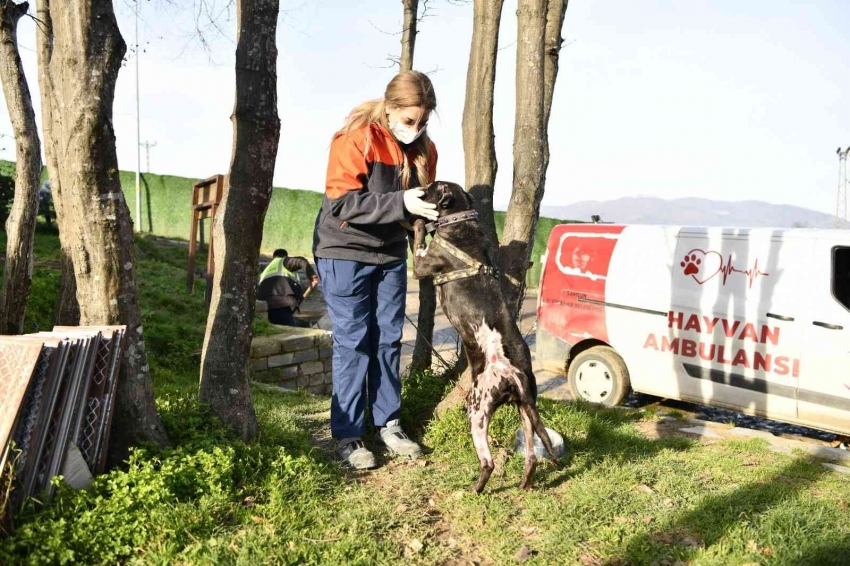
[535, 224, 850, 436]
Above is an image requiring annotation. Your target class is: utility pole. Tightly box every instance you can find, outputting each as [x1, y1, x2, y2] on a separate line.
[837, 147, 849, 229]
[140, 141, 157, 173]
[134, 0, 142, 233]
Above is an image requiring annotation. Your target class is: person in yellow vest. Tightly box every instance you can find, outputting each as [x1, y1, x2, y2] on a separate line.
[257, 249, 319, 326]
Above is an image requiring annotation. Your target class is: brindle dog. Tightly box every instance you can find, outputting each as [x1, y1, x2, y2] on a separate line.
[411, 181, 557, 493]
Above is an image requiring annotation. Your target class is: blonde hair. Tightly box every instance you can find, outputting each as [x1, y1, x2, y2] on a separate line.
[342, 71, 437, 189]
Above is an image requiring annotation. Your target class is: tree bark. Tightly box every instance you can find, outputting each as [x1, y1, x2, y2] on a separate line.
[54, 250, 80, 326]
[0, 0, 41, 335]
[398, 0, 436, 372]
[199, 0, 281, 441]
[435, 0, 504, 416]
[461, 0, 504, 261]
[542, 0, 568, 174]
[35, 3, 79, 328]
[36, 0, 169, 464]
[498, 0, 548, 317]
[400, 0, 418, 72]
[410, 276, 436, 370]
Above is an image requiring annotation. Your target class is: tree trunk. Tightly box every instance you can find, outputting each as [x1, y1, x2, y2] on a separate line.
[36, 0, 169, 465]
[462, 0, 504, 261]
[435, 0, 504, 416]
[410, 276, 436, 370]
[399, 0, 418, 72]
[498, 0, 548, 317]
[35, 3, 79, 328]
[398, 0, 436, 372]
[542, 0, 568, 174]
[0, 0, 41, 336]
[54, 250, 80, 326]
[199, 0, 281, 441]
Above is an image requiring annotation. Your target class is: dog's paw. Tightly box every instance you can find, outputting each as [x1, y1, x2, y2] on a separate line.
[415, 245, 429, 258]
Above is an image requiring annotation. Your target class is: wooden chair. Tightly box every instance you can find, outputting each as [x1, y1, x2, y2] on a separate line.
[187, 175, 226, 304]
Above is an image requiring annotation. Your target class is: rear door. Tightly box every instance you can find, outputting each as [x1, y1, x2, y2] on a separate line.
[797, 238, 850, 435]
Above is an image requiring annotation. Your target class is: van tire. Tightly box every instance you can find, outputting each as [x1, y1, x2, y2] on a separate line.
[567, 346, 631, 407]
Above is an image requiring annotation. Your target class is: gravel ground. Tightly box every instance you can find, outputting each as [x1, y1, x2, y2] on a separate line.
[624, 393, 844, 444]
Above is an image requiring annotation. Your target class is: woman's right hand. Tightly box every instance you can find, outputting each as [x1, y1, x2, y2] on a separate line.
[403, 188, 438, 221]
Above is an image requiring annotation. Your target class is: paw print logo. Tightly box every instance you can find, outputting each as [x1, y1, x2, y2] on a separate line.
[680, 253, 701, 276]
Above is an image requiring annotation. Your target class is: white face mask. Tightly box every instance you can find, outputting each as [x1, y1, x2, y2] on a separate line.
[389, 116, 426, 145]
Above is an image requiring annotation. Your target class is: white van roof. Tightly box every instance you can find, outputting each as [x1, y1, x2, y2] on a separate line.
[562, 224, 850, 241]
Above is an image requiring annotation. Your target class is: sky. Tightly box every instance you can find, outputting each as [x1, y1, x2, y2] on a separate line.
[1, 0, 848, 215]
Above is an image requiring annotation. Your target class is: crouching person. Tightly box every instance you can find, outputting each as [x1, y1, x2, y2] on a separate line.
[257, 249, 319, 326]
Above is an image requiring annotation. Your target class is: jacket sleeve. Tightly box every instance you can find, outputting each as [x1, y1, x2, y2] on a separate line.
[285, 256, 317, 281]
[427, 142, 438, 184]
[325, 132, 406, 224]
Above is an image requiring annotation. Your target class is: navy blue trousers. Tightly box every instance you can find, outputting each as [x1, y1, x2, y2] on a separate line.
[268, 307, 296, 326]
[316, 258, 407, 439]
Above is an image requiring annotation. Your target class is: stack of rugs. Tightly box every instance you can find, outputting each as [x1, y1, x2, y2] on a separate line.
[0, 326, 126, 517]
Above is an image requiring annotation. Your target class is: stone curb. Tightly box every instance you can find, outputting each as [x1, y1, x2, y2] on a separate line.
[677, 417, 850, 465]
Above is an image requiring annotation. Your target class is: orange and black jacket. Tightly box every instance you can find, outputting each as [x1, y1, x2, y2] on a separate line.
[312, 123, 437, 264]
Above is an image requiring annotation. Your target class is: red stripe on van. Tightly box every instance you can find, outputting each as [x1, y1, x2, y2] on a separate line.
[538, 224, 625, 346]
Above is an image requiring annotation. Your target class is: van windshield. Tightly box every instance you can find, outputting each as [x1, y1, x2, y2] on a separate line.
[833, 247, 850, 310]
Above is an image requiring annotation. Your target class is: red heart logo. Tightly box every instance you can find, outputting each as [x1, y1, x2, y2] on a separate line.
[681, 249, 723, 285]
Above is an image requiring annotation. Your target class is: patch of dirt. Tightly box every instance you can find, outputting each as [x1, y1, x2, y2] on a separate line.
[633, 416, 708, 443]
[650, 526, 703, 550]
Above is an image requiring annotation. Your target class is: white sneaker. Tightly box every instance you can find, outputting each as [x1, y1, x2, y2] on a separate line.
[335, 438, 377, 469]
[376, 419, 423, 459]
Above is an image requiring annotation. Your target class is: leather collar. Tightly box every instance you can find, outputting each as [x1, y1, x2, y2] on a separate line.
[424, 210, 479, 234]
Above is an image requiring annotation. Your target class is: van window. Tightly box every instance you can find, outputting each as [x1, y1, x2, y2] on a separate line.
[833, 247, 850, 310]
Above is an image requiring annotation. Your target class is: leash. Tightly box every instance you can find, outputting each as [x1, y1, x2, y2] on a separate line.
[403, 313, 454, 371]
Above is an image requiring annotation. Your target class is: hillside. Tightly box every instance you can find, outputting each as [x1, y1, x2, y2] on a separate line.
[542, 196, 836, 228]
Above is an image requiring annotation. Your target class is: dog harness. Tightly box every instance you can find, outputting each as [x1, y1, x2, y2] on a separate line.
[425, 211, 500, 285]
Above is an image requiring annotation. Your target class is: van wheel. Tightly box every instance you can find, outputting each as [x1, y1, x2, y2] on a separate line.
[567, 346, 631, 407]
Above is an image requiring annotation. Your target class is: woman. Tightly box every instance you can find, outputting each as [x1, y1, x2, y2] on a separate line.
[313, 71, 439, 469]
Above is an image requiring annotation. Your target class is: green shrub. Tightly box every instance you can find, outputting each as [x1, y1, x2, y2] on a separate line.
[1, 391, 340, 565]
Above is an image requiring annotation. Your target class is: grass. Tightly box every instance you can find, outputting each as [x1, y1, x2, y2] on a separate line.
[1, 230, 849, 565]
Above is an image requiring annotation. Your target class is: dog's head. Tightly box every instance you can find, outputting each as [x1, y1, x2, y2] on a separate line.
[421, 181, 474, 217]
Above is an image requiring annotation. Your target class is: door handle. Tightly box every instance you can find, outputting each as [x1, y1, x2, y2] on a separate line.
[767, 313, 794, 322]
[813, 321, 844, 330]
